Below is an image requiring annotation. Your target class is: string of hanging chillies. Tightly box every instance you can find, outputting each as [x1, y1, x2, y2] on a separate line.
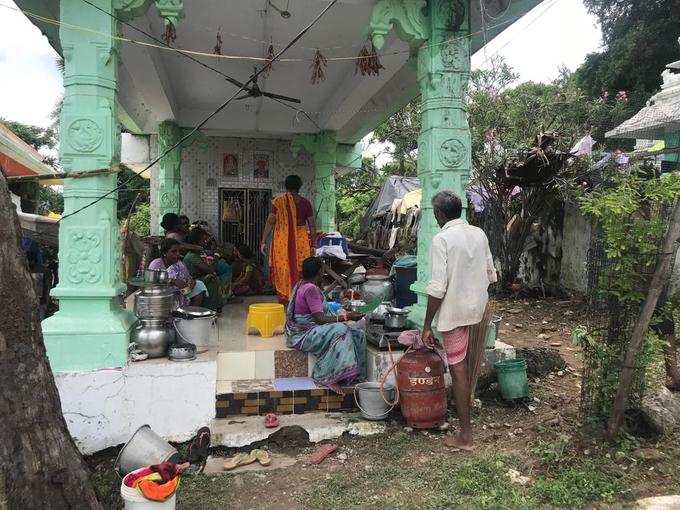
[310, 49, 327, 84]
[213, 32, 223, 55]
[163, 22, 177, 46]
[355, 40, 384, 76]
[263, 42, 276, 77]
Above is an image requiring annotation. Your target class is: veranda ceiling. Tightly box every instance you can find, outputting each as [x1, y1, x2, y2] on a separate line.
[19, 0, 542, 143]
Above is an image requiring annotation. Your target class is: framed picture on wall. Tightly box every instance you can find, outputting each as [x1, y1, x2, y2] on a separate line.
[222, 153, 239, 177]
[253, 152, 270, 179]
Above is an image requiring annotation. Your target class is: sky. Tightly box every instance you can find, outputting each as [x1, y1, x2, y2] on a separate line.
[0, 0, 601, 132]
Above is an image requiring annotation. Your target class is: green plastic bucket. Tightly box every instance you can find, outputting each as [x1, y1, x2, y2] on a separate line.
[494, 358, 529, 400]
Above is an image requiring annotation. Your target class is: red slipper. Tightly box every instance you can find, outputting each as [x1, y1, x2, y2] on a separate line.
[309, 443, 338, 465]
[264, 413, 280, 428]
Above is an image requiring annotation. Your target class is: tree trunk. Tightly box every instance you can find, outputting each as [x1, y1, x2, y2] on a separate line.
[0, 174, 102, 509]
[607, 198, 680, 438]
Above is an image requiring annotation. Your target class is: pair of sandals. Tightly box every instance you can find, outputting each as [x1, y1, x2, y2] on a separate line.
[223, 449, 272, 470]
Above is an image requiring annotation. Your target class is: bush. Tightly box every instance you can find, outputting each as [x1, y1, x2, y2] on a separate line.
[126, 203, 150, 237]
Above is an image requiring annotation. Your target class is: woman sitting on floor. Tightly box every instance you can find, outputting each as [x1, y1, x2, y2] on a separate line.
[285, 257, 366, 392]
[148, 238, 207, 307]
[231, 244, 264, 296]
[182, 227, 225, 312]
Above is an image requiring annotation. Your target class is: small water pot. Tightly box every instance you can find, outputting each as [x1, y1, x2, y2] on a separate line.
[354, 382, 396, 420]
[114, 425, 180, 477]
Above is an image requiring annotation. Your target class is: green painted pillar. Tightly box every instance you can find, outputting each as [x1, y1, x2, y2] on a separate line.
[156, 120, 183, 232]
[42, 0, 136, 372]
[371, 0, 471, 327]
[291, 131, 338, 233]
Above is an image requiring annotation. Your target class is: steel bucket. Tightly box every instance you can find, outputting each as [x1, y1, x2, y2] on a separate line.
[114, 425, 180, 477]
[354, 382, 396, 420]
[173, 316, 215, 353]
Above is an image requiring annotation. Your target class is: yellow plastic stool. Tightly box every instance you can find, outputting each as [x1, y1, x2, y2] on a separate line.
[245, 303, 286, 338]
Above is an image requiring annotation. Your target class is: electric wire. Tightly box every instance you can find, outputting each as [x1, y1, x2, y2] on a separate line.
[76, 0, 319, 126]
[58, 0, 338, 222]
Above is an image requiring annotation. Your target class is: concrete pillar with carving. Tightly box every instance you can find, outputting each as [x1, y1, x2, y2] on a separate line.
[42, 0, 136, 372]
[156, 120, 183, 232]
[370, 0, 471, 327]
[291, 131, 338, 233]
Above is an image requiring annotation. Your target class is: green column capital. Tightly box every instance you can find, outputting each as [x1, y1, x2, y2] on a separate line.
[369, 0, 429, 50]
[113, 0, 185, 28]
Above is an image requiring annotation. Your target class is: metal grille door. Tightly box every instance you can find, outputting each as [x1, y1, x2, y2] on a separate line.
[219, 188, 272, 252]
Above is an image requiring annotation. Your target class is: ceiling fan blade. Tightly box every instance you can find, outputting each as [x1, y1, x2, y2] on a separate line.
[261, 91, 302, 104]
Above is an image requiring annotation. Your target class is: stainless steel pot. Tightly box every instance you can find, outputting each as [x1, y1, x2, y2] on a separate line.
[384, 307, 409, 329]
[144, 269, 169, 284]
[130, 319, 175, 358]
[361, 274, 393, 304]
[134, 286, 176, 319]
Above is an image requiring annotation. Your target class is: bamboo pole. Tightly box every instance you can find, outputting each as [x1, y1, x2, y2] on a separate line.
[607, 198, 680, 438]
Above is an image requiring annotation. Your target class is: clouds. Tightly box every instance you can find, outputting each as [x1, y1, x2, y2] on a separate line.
[0, 1, 63, 128]
[0, 0, 601, 131]
[472, 0, 602, 83]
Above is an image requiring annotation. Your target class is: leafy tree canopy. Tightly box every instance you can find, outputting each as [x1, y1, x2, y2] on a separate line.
[0, 118, 57, 154]
[576, 0, 680, 110]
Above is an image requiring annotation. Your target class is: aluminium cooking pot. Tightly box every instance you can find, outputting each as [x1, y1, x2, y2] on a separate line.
[384, 307, 409, 330]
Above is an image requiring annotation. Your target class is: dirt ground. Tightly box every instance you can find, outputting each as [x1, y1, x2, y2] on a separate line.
[89, 296, 680, 510]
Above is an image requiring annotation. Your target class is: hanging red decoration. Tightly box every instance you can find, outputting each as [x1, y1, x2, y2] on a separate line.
[310, 49, 327, 85]
[355, 41, 384, 76]
[213, 32, 223, 55]
[263, 42, 275, 77]
[163, 22, 177, 46]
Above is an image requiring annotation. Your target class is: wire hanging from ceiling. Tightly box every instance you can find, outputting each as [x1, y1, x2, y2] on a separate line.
[58, 0, 339, 222]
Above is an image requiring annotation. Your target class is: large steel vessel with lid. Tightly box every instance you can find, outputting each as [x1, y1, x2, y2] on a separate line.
[396, 350, 447, 429]
[134, 285, 177, 319]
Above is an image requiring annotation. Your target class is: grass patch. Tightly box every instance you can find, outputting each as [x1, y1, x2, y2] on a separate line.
[303, 450, 536, 510]
[533, 461, 622, 508]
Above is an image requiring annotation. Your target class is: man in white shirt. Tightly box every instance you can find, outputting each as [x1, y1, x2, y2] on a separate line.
[422, 190, 497, 450]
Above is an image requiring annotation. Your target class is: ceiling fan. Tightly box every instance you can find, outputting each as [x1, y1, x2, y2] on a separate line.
[235, 67, 301, 103]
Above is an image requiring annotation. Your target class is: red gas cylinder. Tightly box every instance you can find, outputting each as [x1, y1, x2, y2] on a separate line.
[396, 350, 448, 429]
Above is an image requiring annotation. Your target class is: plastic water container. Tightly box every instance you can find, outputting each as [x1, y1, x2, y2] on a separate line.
[121, 468, 177, 510]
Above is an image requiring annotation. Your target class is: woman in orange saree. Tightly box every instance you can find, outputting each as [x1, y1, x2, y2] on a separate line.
[261, 175, 316, 303]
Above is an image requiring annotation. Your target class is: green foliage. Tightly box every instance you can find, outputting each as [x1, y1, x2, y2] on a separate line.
[533, 461, 622, 508]
[579, 169, 680, 304]
[1, 118, 56, 152]
[36, 185, 63, 215]
[1, 117, 58, 166]
[576, 0, 680, 111]
[572, 167, 680, 424]
[126, 202, 150, 237]
[117, 164, 150, 222]
[371, 100, 420, 175]
[336, 159, 387, 238]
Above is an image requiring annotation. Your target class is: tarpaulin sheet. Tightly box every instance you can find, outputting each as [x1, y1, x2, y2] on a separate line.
[360, 175, 420, 234]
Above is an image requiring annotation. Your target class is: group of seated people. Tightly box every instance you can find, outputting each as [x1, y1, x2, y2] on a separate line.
[149, 213, 368, 392]
[147, 213, 264, 312]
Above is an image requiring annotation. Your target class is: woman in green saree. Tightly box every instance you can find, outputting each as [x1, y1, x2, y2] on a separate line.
[183, 228, 225, 312]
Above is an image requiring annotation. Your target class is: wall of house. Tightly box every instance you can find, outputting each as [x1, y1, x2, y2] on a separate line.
[150, 136, 316, 237]
[559, 203, 594, 294]
[56, 354, 216, 454]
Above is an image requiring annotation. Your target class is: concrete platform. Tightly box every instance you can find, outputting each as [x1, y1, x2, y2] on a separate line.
[211, 413, 386, 447]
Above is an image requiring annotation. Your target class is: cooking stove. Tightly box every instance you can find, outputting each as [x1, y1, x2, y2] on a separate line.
[366, 320, 407, 350]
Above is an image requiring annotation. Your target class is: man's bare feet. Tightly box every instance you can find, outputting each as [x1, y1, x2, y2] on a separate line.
[443, 433, 475, 451]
